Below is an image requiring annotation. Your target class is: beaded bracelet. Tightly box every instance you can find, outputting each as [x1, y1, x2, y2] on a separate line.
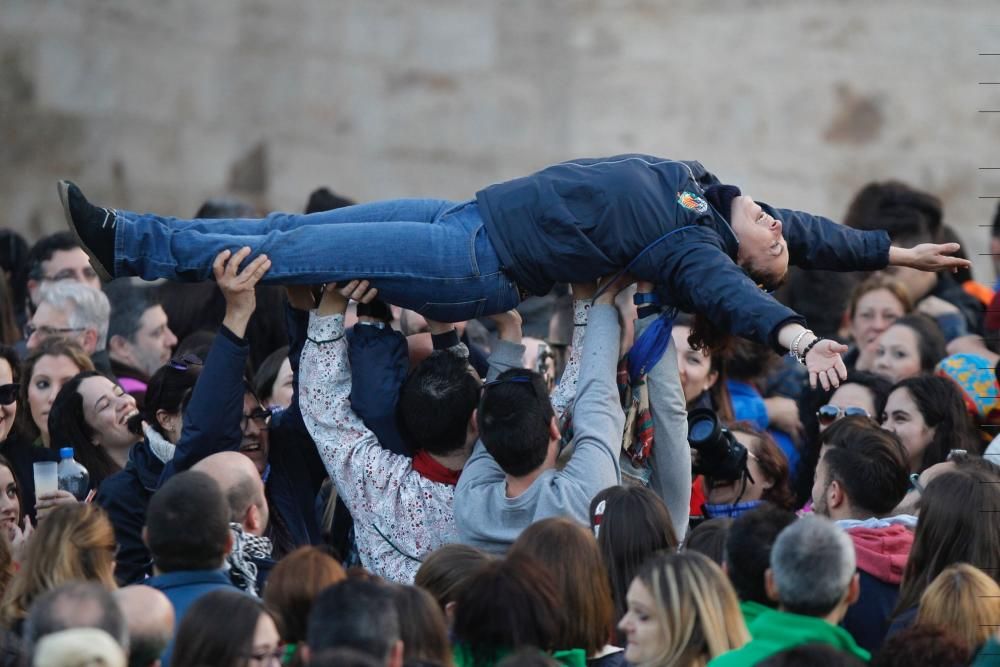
[800, 336, 825, 363]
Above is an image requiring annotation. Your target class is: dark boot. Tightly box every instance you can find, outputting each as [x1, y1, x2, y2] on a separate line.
[57, 181, 117, 281]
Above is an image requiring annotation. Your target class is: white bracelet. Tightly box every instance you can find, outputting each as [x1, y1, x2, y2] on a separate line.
[789, 329, 810, 359]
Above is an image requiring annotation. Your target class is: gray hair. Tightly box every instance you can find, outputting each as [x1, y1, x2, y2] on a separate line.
[24, 581, 129, 652]
[770, 516, 855, 617]
[38, 281, 110, 351]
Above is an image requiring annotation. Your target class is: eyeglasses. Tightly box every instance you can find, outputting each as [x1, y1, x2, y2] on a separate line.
[816, 404, 871, 426]
[240, 407, 273, 431]
[168, 353, 204, 372]
[42, 267, 99, 283]
[482, 374, 538, 397]
[0, 384, 19, 406]
[24, 323, 86, 339]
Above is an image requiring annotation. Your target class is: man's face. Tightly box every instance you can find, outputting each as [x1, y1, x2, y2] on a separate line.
[730, 196, 789, 290]
[26, 302, 89, 352]
[240, 392, 271, 474]
[28, 248, 101, 304]
[118, 305, 178, 376]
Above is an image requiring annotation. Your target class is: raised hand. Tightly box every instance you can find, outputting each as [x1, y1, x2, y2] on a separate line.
[318, 280, 379, 317]
[487, 309, 523, 343]
[215, 247, 271, 337]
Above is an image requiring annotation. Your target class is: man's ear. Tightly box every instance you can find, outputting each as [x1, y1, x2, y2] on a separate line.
[141, 526, 149, 548]
[223, 530, 234, 557]
[764, 568, 780, 603]
[82, 328, 99, 354]
[846, 572, 861, 606]
[445, 601, 457, 626]
[549, 415, 560, 442]
[246, 504, 261, 534]
[466, 408, 479, 444]
[108, 334, 130, 357]
[829, 480, 846, 511]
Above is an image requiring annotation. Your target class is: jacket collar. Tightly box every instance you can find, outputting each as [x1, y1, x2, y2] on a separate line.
[147, 568, 231, 590]
[126, 438, 166, 491]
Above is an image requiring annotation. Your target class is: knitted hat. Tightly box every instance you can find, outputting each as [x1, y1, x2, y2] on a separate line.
[703, 184, 742, 223]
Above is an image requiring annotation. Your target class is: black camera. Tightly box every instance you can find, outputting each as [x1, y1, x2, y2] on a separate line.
[687, 408, 750, 482]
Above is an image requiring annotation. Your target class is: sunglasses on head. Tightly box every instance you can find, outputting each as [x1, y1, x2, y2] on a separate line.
[168, 353, 204, 372]
[816, 404, 870, 426]
[0, 384, 18, 406]
[482, 374, 538, 397]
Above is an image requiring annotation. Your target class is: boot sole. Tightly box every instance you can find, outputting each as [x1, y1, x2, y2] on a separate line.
[57, 180, 114, 282]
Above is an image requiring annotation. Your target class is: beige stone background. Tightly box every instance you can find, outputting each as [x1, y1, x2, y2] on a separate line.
[2, 0, 999, 280]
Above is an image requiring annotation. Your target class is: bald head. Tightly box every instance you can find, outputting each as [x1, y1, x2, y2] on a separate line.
[192, 451, 269, 535]
[114, 586, 173, 667]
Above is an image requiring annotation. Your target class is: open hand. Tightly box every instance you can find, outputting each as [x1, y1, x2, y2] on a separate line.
[215, 247, 271, 316]
[487, 309, 523, 343]
[594, 272, 636, 305]
[806, 339, 849, 390]
[318, 280, 378, 317]
[894, 243, 972, 274]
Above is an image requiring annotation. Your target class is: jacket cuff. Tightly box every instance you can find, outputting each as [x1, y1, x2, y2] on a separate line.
[218, 324, 249, 347]
[307, 312, 345, 342]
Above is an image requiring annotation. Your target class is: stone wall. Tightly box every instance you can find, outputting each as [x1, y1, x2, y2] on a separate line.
[2, 0, 998, 278]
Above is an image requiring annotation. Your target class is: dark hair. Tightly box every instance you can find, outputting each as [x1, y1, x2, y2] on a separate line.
[22, 232, 81, 283]
[683, 518, 732, 565]
[307, 579, 400, 660]
[390, 585, 452, 667]
[308, 648, 382, 667]
[508, 518, 615, 656]
[725, 338, 780, 382]
[142, 359, 202, 441]
[145, 471, 230, 572]
[726, 423, 797, 511]
[477, 369, 554, 477]
[304, 187, 356, 214]
[23, 581, 128, 651]
[870, 624, 970, 667]
[818, 419, 910, 515]
[725, 503, 797, 606]
[171, 589, 274, 667]
[796, 371, 893, 505]
[194, 198, 256, 219]
[0, 230, 29, 313]
[452, 555, 562, 667]
[890, 375, 982, 471]
[0, 271, 18, 346]
[885, 314, 947, 374]
[103, 281, 158, 344]
[589, 485, 678, 625]
[47, 371, 125, 486]
[414, 544, 493, 611]
[842, 181, 943, 242]
[757, 643, 867, 667]
[398, 351, 481, 457]
[0, 454, 24, 531]
[253, 345, 290, 404]
[894, 468, 1000, 616]
[263, 547, 346, 646]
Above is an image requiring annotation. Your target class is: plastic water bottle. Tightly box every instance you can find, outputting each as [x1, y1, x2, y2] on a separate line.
[57, 447, 90, 501]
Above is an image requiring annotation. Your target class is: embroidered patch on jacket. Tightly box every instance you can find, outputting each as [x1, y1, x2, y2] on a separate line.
[677, 191, 708, 213]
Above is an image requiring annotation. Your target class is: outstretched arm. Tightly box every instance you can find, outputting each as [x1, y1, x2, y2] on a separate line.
[778, 206, 970, 274]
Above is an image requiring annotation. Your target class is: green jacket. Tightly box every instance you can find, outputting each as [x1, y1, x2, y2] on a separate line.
[973, 638, 1000, 666]
[739, 600, 772, 632]
[708, 609, 870, 666]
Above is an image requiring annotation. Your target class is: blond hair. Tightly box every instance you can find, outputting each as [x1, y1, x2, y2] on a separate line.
[917, 563, 1000, 650]
[0, 504, 117, 626]
[635, 551, 749, 667]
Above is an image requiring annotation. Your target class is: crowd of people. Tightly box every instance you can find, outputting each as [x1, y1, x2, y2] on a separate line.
[0, 165, 998, 667]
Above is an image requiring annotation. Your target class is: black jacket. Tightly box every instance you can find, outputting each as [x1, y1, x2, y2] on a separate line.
[477, 155, 891, 351]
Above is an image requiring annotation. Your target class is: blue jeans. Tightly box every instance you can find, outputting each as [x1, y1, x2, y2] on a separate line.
[116, 199, 521, 321]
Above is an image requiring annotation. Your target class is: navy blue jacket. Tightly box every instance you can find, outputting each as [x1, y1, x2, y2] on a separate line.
[477, 155, 891, 350]
[158, 307, 326, 552]
[146, 568, 238, 667]
[842, 570, 901, 655]
[99, 318, 270, 585]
